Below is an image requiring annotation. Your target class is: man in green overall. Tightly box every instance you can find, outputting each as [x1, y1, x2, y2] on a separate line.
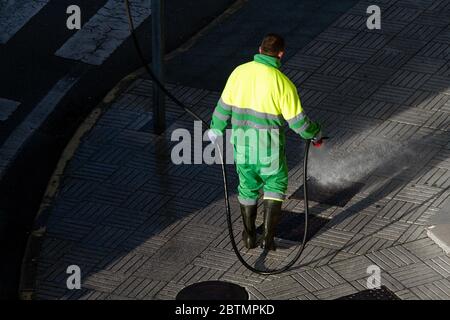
[208, 34, 322, 251]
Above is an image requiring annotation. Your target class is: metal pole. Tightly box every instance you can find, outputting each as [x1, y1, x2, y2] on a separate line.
[152, 0, 166, 134]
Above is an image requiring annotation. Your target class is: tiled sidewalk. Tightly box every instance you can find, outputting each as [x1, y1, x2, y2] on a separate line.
[34, 0, 450, 300]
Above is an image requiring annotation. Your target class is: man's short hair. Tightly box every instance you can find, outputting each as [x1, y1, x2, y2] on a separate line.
[260, 34, 285, 57]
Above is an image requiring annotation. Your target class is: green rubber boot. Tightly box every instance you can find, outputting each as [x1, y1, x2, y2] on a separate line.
[261, 199, 282, 251]
[240, 204, 257, 249]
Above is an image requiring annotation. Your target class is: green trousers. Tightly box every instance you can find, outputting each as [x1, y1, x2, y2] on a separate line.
[234, 143, 288, 205]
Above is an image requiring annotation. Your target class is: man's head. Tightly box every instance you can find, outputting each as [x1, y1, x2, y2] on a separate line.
[259, 34, 285, 59]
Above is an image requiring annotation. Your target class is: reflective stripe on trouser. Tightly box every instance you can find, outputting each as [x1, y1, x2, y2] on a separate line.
[234, 144, 288, 205]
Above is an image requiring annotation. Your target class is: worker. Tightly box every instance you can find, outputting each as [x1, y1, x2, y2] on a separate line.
[208, 34, 323, 251]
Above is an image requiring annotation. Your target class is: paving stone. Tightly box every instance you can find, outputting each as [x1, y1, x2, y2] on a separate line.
[112, 276, 166, 299]
[415, 127, 450, 148]
[399, 23, 442, 41]
[308, 228, 354, 250]
[428, 0, 450, 13]
[335, 79, 380, 99]
[297, 88, 329, 108]
[417, 42, 450, 60]
[383, 5, 422, 23]
[372, 85, 416, 105]
[433, 188, 450, 209]
[378, 200, 436, 225]
[280, 68, 310, 87]
[221, 261, 272, 287]
[291, 265, 346, 292]
[34, 281, 68, 300]
[70, 162, 118, 182]
[403, 56, 447, 74]
[154, 282, 186, 300]
[284, 54, 327, 72]
[410, 279, 450, 300]
[352, 100, 398, 119]
[390, 262, 443, 288]
[394, 184, 442, 205]
[256, 276, 308, 300]
[119, 233, 168, 256]
[313, 283, 358, 300]
[334, 46, 378, 64]
[134, 259, 186, 283]
[58, 179, 100, 201]
[371, 121, 419, 142]
[193, 247, 236, 272]
[344, 234, 395, 255]
[327, 211, 373, 234]
[316, 27, 359, 44]
[83, 270, 127, 294]
[171, 265, 224, 287]
[366, 245, 420, 270]
[82, 225, 133, 250]
[46, 219, 96, 242]
[37, 240, 74, 270]
[406, 91, 450, 111]
[404, 238, 447, 260]
[317, 59, 360, 78]
[330, 255, 375, 281]
[61, 289, 110, 300]
[348, 32, 391, 50]
[90, 184, 134, 207]
[394, 288, 419, 300]
[368, 47, 411, 69]
[397, 224, 428, 243]
[387, 37, 427, 55]
[316, 94, 365, 115]
[96, 250, 151, 275]
[422, 75, 450, 94]
[351, 64, 397, 84]
[352, 271, 406, 293]
[424, 255, 450, 278]
[436, 62, 450, 79]
[121, 191, 171, 214]
[301, 40, 344, 59]
[389, 70, 432, 90]
[332, 14, 366, 30]
[302, 74, 343, 93]
[424, 112, 450, 132]
[294, 245, 336, 268]
[415, 167, 450, 189]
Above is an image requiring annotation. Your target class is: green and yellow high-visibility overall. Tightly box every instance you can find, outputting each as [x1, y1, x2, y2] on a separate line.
[210, 54, 321, 206]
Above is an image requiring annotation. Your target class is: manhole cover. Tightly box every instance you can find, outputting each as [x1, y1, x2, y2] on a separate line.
[290, 178, 365, 207]
[176, 281, 249, 300]
[337, 286, 401, 300]
[257, 211, 329, 242]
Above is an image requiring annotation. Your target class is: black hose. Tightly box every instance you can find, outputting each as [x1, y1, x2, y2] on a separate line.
[124, 0, 310, 275]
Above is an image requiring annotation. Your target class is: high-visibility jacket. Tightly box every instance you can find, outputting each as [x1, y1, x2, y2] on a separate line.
[210, 54, 320, 145]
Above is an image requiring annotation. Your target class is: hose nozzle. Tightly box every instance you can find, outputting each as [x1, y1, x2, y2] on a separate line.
[312, 136, 330, 148]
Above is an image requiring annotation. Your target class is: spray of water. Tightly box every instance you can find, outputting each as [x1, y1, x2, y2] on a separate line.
[308, 139, 416, 188]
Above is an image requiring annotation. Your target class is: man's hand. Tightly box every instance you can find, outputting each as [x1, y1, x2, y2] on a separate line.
[207, 129, 220, 144]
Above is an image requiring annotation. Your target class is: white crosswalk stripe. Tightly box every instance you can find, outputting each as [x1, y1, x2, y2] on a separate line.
[0, 0, 50, 44]
[0, 74, 80, 178]
[0, 98, 20, 121]
[55, 0, 151, 65]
